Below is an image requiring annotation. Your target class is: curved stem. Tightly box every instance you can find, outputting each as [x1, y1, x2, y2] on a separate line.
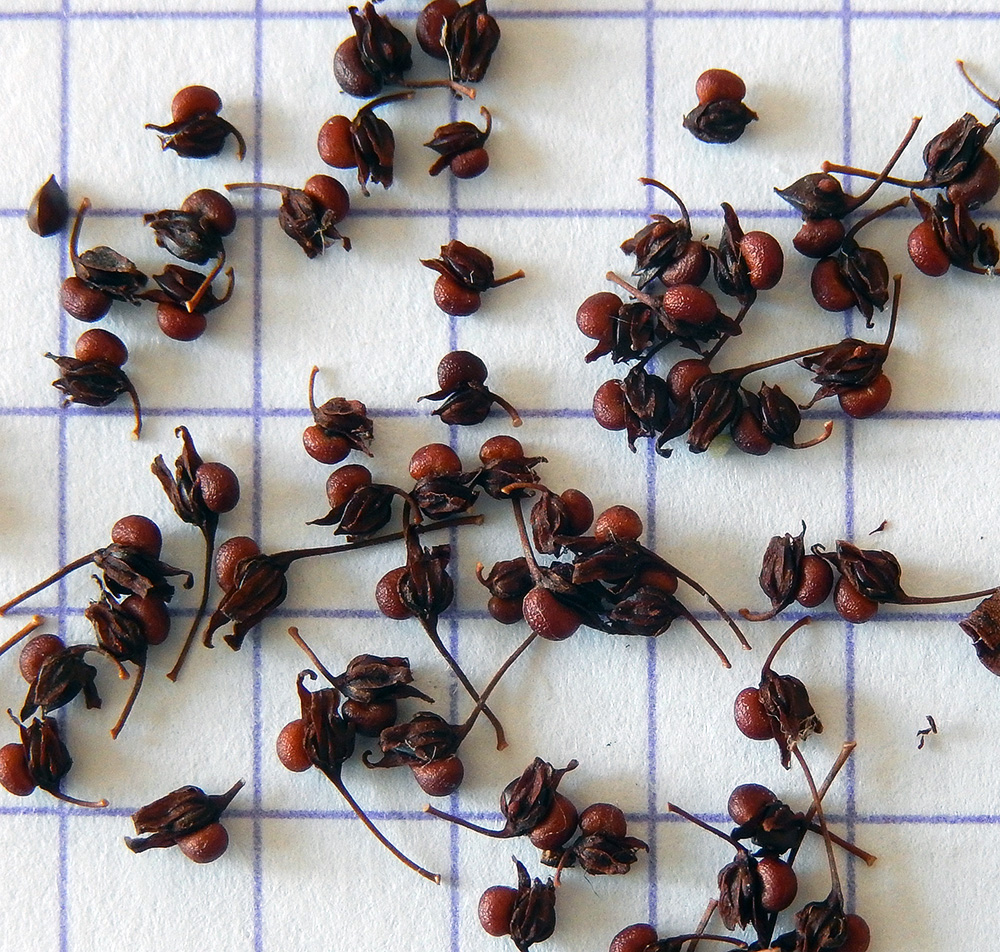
[638, 177, 692, 229]
[509, 495, 545, 584]
[166, 525, 217, 682]
[789, 420, 834, 450]
[848, 116, 922, 210]
[792, 745, 842, 902]
[661, 561, 751, 651]
[458, 630, 537, 740]
[122, 375, 142, 439]
[325, 768, 440, 883]
[418, 615, 507, 750]
[606, 271, 661, 309]
[486, 388, 522, 427]
[686, 899, 719, 952]
[491, 269, 525, 288]
[286, 626, 339, 686]
[806, 822, 877, 866]
[667, 802, 744, 852]
[185, 248, 225, 314]
[726, 343, 839, 381]
[0, 553, 96, 616]
[400, 77, 475, 100]
[48, 789, 108, 808]
[68, 198, 89, 268]
[821, 163, 926, 189]
[897, 586, 999, 605]
[676, 606, 731, 668]
[422, 803, 511, 838]
[762, 615, 812, 673]
[844, 196, 910, 242]
[957, 60, 1000, 110]
[307, 365, 320, 417]
[662, 936, 746, 950]
[224, 182, 288, 195]
[0, 616, 44, 659]
[110, 662, 144, 740]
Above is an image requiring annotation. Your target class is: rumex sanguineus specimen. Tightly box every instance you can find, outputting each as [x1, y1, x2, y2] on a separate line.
[425, 105, 492, 178]
[683, 68, 757, 144]
[140, 262, 235, 341]
[145, 85, 246, 160]
[225, 176, 350, 256]
[151, 427, 241, 681]
[419, 350, 522, 426]
[47, 329, 144, 438]
[27, 175, 69, 237]
[478, 858, 556, 951]
[125, 779, 243, 862]
[422, 240, 525, 315]
[302, 366, 374, 464]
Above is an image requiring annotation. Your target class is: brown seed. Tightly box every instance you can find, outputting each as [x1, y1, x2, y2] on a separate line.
[74, 328, 128, 367]
[195, 462, 241, 514]
[793, 218, 846, 258]
[733, 686, 774, 740]
[171, 85, 223, 123]
[695, 68, 746, 105]
[478, 884, 517, 937]
[907, 221, 951, 276]
[488, 595, 524, 625]
[333, 36, 382, 99]
[433, 273, 481, 316]
[27, 175, 69, 237]
[841, 914, 872, 952]
[838, 373, 891, 419]
[303, 174, 350, 224]
[594, 505, 643, 542]
[576, 291, 620, 340]
[342, 699, 397, 737]
[578, 802, 627, 839]
[416, 0, 460, 59]
[122, 594, 171, 646]
[726, 782, 777, 825]
[667, 357, 712, 402]
[276, 719, 312, 772]
[660, 284, 718, 325]
[522, 587, 581, 641]
[156, 303, 208, 341]
[757, 855, 798, 912]
[527, 792, 578, 849]
[215, 536, 260, 592]
[811, 257, 857, 311]
[317, 115, 358, 169]
[731, 409, 773, 456]
[947, 149, 1000, 209]
[592, 379, 628, 431]
[176, 821, 229, 863]
[834, 575, 879, 623]
[479, 435, 523, 463]
[795, 554, 834, 607]
[609, 923, 659, 952]
[326, 464, 372, 511]
[375, 567, 414, 620]
[0, 744, 35, 797]
[181, 188, 237, 236]
[411, 756, 465, 797]
[111, 515, 162, 559]
[741, 231, 784, 290]
[302, 426, 351, 465]
[559, 488, 594, 535]
[60, 276, 112, 323]
[408, 443, 462, 480]
[450, 148, 489, 179]
[18, 634, 66, 683]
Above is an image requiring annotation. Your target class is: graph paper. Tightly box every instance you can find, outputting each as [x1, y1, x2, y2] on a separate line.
[2, 1, 999, 950]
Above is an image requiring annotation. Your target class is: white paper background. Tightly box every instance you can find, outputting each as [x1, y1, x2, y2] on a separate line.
[2, 2, 1000, 950]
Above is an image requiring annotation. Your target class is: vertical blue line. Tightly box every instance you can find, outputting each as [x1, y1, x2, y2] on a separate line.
[643, 0, 657, 927]
[57, 4, 72, 952]
[840, 0, 858, 913]
[251, 2, 265, 950]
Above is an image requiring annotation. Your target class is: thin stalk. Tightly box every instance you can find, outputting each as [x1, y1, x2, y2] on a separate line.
[185, 249, 226, 314]
[897, 586, 999, 605]
[843, 196, 910, 242]
[400, 77, 475, 100]
[509, 494, 545, 583]
[422, 803, 512, 837]
[820, 163, 926, 189]
[668, 803, 746, 852]
[704, 300, 753, 363]
[677, 606, 731, 668]
[456, 630, 537, 740]
[0, 554, 96, 616]
[847, 116, 922, 210]
[0, 616, 44, 658]
[659, 560, 751, 651]
[762, 615, 812, 672]
[957, 60, 1000, 110]
[286, 626, 339, 686]
[49, 789, 108, 808]
[788, 421, 835, 450]
[325, 767, 440, 884]
[793, 745, 842, 901]
[638, 177, 693, 229]
[109, 662, 144, 740]
[663, 936, 746, 950]
[686, 899, 719, 952]
[491, 269, 526, 287]
[165, 525, 217, 682]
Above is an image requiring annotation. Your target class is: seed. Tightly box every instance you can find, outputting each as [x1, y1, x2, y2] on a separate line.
[838, 373, 892, 419]
[18, 633, 66, 683]
[111, 515, 162, 559]
[726, 782, 778, 825]
[121, 594, 171, 646]
[757, 854, 798, 911]
[731, 409, 773, 456]
[695, 68, 746, 105]
[907, 221, 951, 276]
[947, 149, 1000, 209]
[409, 443, 462, 480]
[733, 686, 774, 740]
[578, 802, 627, 838]
[841, 914, 872, 952]
[302, 426, 351, 465]
[478, 884, 517, 937]
[667, 358, 712, 402]
[416, 0, 460, 59]
[793, 218, 846, 258]
[74, 328, 128, 367]
[342, 699, 397, 737]
[434, 274, 481, 316]
[811, 257, 857, 311]
[450, 148, 489, 179]
[660, 284, 718, 325]
[171, 85, 223, 123]
[333, 36, 382, 99]
[317, 115, 357, 169]
[609, 924, 659, 952]
[0, 744, 35, 797]
[795, 554, 834, 607]
[522, 586, 581, 641]
[214, 536, 260, 592]
[156, 302, 208, 341]
[180, 189, 237, 236]
[559, 489, 594, 536]
[303, 174, 350, 224]
[834, 575, 879, 623]
[592, 379, 628, 431]
[27, 175, 69, 237]
[594, 505, 643, 542]
[177, 821, 229, 863]
[576, 291, 620, 340]
[325, 464, 372, 512]
[741, 231, 784, 290]
[375, 566, 414, 620]
[411, 756, 465, 797]
[60, 276, 112, 323]
[487, 595, 523, 625]
[276, 719, 312, 772]
[479, 435, 523, 463]
[527, 792, 579, 850]
[194, 462, 241, 514]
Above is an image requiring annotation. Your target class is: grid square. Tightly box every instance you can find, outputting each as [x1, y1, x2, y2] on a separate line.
[0, 814, 61, 952]
[0, 21, 63, 208]
[69, 0, 256, 14]
[67, 18, 256, 211]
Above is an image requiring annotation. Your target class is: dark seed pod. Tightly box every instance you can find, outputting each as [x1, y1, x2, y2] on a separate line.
[27, 175, 69, 237]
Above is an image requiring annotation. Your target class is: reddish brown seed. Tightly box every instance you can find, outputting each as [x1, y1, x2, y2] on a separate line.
[27, 175, 69, 237]
[433, 274, 481, 316]
[609, 923, 660, 952]
[438, 350, 488, 390]
[811, 258, 857, 311]
[177, 821, 229, 863]
[303, 174, 350, 224]
[947, 149, 1000, 209]
[636, 566, 678, 595]
[276, 719, 312, 772]
[215, 536, 261, 592]
[695, 68, 746, 105]
[528, 792, 579, 850]
[576, 291, 621, 340]
[302, 426, 351, 465]
[731, 409, 773, 456]
[317, 114, 358, 169]
[834, 575, 879, 624]
[157, 303, 208, 342]
[408, 443, 462, 480]
[592, 379, 628, 431]
[659, 240, 712, 287]
[325, 464, 372, 511]
[840, 914, 872, 952]
[0, 744, 35, 797]
[907, 221, 951, 277]
[195, 462, 241, 514]
[333, 35, 381, 99]
[19, 634, 66, 683]
[181, 188, 237, 236]
[594, 505, 643, 543]
[450, 148, 490, 179]
[522, 587, 582, 641]
[122, 594, 171, 646]
[578, 802, 627, 839]
[667, 358, 712, 403]
[416, 0, 459, 59]
[559, 488, 594, 536]
[757, 855, 798, 912]
[795, 554, 834, 608]
[488, 595, 524, 625]
[734, 686, 775, 740]
[741, 231, 784, 290]
[660, 284, 717, 325]
[61, 276, 112, 323]
[111, 515, 162, 559]
[478, 435, 523, 464]
[341, 699, 397, 737]
[478, 884, 517, 937]
[171, 85, 223, 123]
[411, 756, 465, 797]
[375, 566, 414, 620]
[839, 373, 891, 419]
[793, 218, 846, 259]
[727, 783, 778, 826]
[74, 328, 128, 367]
